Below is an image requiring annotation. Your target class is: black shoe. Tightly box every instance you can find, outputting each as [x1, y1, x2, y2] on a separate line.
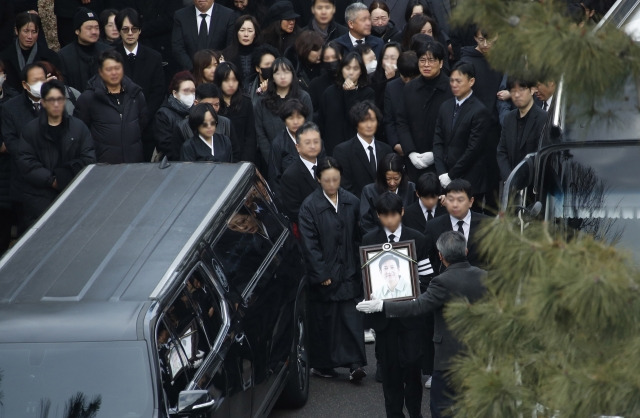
[311, 368, 338, 378]
[349, 367, 367, 382]
[375, 364, 383, 382]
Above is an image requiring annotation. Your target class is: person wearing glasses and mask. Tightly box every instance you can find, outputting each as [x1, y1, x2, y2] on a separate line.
[180, 102, 232, 162]
[15, 79, 95, 228]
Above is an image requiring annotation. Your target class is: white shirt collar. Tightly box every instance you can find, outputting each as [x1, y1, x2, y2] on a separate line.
[199, 135, 215, 155]
[323, 190, 338, 212]
[357, 133, 375, 155]
[286, 127, 296, 144]
[546, 95, 553, 108]
[349, 31, 364, 46]
[419, 199, 436, 216]
[450, 210, 472, 240]
[299, 156, 317, 179]
[123, 42, 139, 55]
[196, 4, 214, 22]
[383, 225, 402, 242]
[456, 91, 473, 106]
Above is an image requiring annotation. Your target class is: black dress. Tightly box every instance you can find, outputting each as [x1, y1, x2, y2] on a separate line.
[218, 95, 256, 163]
[298, 187, 366, 369]
[180, 133, 233, 162]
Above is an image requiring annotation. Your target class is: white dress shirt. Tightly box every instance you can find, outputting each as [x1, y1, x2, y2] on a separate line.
[357, 134, 376, 163]
[349, 31, 365, 46]
[123, 42, 139, 56]
[384, 225, 402, 243]
[419, 199, 436, 222]
[450, 210, 472, 241]
[196, 4, 214, 33]
[286, 127, 296, 145]
[455, 91, 473, 107]
[300, 156, 317, 179]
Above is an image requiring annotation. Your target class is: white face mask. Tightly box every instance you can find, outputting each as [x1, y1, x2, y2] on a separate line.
[28, 81, 43, 98]
[0, 74, 5, 87]
[178, 93, 195, 108]
[366, 59, 377, 74]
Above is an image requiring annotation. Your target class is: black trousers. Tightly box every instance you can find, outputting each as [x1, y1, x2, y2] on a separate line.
[377, 322, 423, 418]
[430, 369, 455, 418]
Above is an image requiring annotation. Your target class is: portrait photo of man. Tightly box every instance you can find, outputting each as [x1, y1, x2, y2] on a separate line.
[371, 253, 413, 300]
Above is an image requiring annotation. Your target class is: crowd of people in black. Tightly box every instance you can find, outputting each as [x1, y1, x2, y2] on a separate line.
[0, 0, 616, 416]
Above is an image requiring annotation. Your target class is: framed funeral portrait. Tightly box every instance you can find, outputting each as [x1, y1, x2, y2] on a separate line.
[360, 240, 420, 302]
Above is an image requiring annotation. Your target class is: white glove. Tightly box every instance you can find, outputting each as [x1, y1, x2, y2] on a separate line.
[439, 173, 452, 187]
[409, 152, 427, 169]
[418, 151, 434, 167]
[356, 299, 384, 313]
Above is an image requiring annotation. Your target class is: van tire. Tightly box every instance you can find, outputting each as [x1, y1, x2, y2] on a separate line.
[277, 300, 309, 408]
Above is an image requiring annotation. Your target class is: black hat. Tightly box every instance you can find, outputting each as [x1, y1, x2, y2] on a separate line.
[266, 1, 300, 25]
[73, 7, 98, 31]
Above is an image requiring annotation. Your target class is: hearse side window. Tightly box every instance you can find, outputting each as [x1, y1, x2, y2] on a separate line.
[157, 266, 225, 410]
[210, 186, 285, 295]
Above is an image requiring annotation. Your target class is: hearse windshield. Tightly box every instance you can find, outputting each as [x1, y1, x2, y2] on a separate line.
[0, 341, 154, 418]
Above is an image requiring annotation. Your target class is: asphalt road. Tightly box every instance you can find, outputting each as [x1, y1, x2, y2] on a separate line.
[269, 342, 432, 418]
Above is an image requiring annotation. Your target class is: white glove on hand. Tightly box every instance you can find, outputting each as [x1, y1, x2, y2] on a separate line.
[418, 151, 434, 167]
[356, 299, 384, 313]
[409, 152, 427, 169]
[439, 173, 452, 187]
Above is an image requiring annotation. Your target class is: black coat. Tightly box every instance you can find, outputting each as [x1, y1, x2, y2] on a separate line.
[301, 20, 348, 43]
[318, 84, 375, 155]
[298, 187, 362, 302]
[218, 95, 256, 163]
[284, 46, 323, 91]
[396, 72, 453, 180]
[308, 70, 334, 122]
[57, 41, 111, 92]
[117, 43, 165, 117]
[383, 77, 405, 148]
[153, 95, 190, 161]
[171, 4, 236, 71]
[424, 211, 491, 275]
[496, 105, 547, 181]
[385, 261, 487, 371]
[0, 86, 20, 209]
[433, 95, 491, 194]
[134, 0, 186, 65]
[459, 47, 505, 125]
[16, 112, 96, 223]
[279, 157, 319, 223]
[180, 133, 232, 162]
[402, 201, 447, 234]
[360, 182, 416, 235]
[332, 136, 392, 198]
[74, 75, 148, 164]
[0, 42, 62, 91]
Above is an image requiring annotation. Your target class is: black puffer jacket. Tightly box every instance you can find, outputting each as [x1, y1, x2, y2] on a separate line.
[153, 95, 190, 161]
[74, 75, 148, 164]
[16, 111, 96, 223]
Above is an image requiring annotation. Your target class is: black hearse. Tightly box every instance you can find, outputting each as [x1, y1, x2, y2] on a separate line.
[0, 162, 309, 417]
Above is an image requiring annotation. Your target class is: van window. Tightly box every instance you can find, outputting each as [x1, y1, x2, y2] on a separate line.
[210, 187, 285, 295]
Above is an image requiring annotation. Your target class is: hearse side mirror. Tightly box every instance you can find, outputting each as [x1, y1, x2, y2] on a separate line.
[172, 390, 215, 416]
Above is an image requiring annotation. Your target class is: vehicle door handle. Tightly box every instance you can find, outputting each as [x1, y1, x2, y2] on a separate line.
[235, 332, 245, 345]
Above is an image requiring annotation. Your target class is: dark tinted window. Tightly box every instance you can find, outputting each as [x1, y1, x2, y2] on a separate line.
[210, 187, 284, 296]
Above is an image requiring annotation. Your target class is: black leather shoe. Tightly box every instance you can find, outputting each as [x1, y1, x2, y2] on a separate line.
[349, 367, 366, 382]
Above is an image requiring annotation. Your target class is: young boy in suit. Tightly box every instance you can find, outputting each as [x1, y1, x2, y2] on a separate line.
[361, 191, 432, 418]
[403, 172, 447, 233]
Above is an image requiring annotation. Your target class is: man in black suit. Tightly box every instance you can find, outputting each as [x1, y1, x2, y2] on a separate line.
[496, 78, 547, 182]
[334, 2, 384, 58]
[361, 192, 431, 418]
[403, 172, 447, 233]
[383, 51, 419, 155]
[433, 61, 491, 205]
[280, 122, 323, 223]
[358, 230, 487, 418]
[115, 8, 166, 161]
[172, 0, 236, 71]
[333, 101, 392, 198]
[396, 41, 453, 182]
[424, 179, 490, 276]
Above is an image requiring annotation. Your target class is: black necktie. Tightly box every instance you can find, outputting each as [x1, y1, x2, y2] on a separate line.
[457, 220, 465, 234]
[427, 209, 433, 221]
[542, 101, 548, 111]
[367, 145, 376, 174]
[33, 102, 40, 113]
[311, 165, 317, 179]
[198, 13, 208, 50]
[388, 234, 396, 243]
[452, 103, 461, 127]
[355, 39, 364, 45]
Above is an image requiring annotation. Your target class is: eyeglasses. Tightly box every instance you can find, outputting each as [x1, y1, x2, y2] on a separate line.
[371, 16, 389, 23]
[43, 97, 66, 104]
[201, 121, 217, 128]
[418, 57, 438, 66]
[120, 27, 140, 34]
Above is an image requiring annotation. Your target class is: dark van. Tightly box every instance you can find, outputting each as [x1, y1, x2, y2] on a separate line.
[0, 162, 309, 417]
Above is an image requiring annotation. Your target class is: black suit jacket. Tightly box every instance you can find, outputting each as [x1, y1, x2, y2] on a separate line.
[403, 201, 447, 234]
[383, 77, 404, 148]
[172, 4, 236, 70]
[118, 44, 166, 116]
[384, 261, 487, 370]
[333, 137, 392, 198]
[496, 105, 547, 181]
[433, 94, 491, 194]
[334, 33, 384, 58]
[425, 211, 490, 275]
[280, 157, 320, 223]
